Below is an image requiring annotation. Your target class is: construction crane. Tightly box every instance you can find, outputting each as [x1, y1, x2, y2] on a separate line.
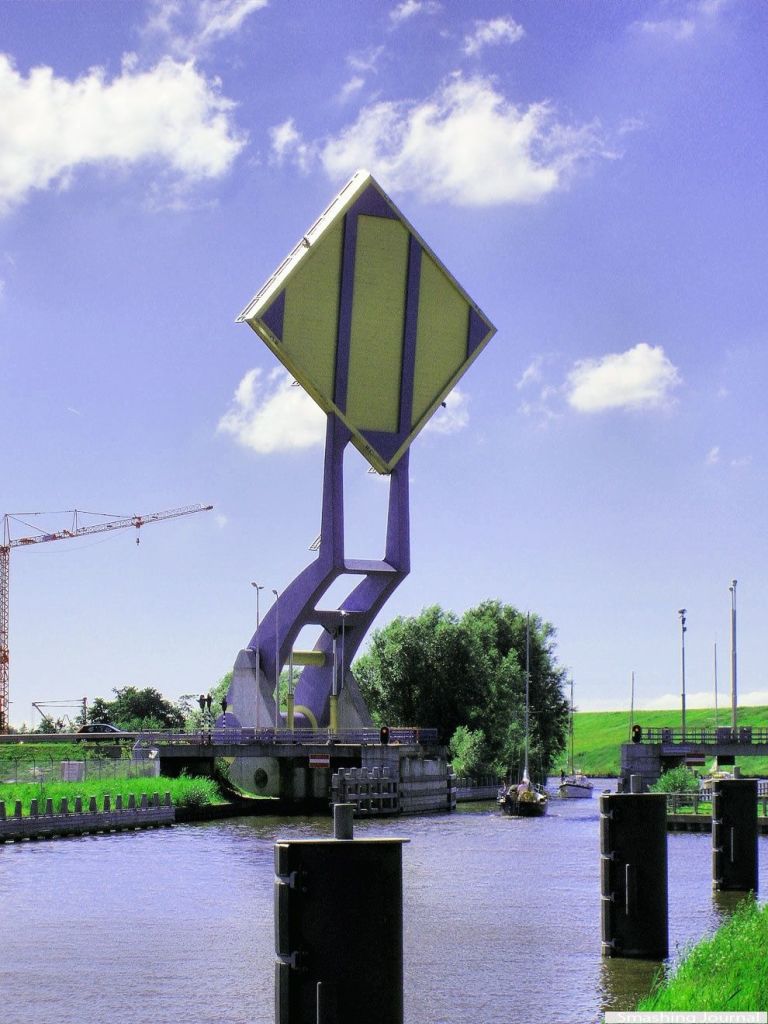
[0, 503, 213, 732]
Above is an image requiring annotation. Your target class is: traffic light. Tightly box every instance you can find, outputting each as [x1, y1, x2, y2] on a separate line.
[379, 725, 390, 746]
[631, 724, 642, 744]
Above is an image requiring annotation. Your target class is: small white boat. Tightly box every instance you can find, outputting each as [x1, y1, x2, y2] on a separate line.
[558, 679, 593, 799]
[558, 773, 593, 799]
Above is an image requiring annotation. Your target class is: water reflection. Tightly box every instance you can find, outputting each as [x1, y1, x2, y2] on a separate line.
[599, 956, 665, 1015]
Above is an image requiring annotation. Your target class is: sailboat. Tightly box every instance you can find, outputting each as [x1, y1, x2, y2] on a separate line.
[558, 678, 593, 800]
[498, 613, 548, 817]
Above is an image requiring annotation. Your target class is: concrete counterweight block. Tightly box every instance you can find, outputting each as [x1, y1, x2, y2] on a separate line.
[88, 797, 98, 814]
[14, 801, 22, 819]
[60, 798, 68, 815]
[600, 793, 668, 959]
[115, 795, 123, 811]
[274, 834, 408, 1024]
[45, 799, 54, 816]
[140, 794, 148, 810]
[712, 779, 758, 892]
[75, 797, 83, 814]
[30, 799, 39, 817]
[103, 795, 111, 813]
[127, 795, 136, 810]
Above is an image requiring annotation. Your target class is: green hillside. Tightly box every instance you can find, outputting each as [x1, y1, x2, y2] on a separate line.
[555, 706, 768, 777]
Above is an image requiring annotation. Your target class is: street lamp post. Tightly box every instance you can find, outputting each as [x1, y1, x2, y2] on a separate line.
[330, 624, 338, 734]
[272, 589, 280, 727]
[339, 610, 348, 724]
[730, 579, 738, 733]
[678, 609, 687, 741]
[251, 582, 264, 630]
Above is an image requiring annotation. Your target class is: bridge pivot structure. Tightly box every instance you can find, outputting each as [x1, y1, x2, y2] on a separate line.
[225, 170, 496, 732]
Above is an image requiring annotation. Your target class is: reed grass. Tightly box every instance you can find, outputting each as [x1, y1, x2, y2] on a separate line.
[638, 898, 768, 1011]
[0, 774, 223, 813]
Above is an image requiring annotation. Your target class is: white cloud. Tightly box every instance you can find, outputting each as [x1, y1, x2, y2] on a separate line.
[706, 445, 720, 465]
[730, 455, 752, 469]
[632, 0, 726, 42]
[347, 46, 386, 75]
[463, 17, 525, 57]
[424, 388, 469, 435]
[270, 118, 314, 172]
[315, 73, 609, 206]
[217, 368, 326, 454]
[338, 76, 365, 103]
[145, 0, 268, 58]
[635, 17, 696, 41]
[566, 343, 680, 413]
[0, 54, 245, 216]
[516, 358, 543, 390]
[390, 1, 440, 25]
[640, 688, 768, 711]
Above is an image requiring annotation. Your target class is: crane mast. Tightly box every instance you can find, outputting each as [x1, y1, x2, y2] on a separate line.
[0, 503, 212, 732]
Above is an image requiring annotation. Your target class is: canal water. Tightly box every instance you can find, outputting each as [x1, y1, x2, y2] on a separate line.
[0, 787, 765, 1024]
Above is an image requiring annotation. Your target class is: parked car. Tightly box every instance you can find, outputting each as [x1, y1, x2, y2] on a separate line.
[76, 723, 126, 736]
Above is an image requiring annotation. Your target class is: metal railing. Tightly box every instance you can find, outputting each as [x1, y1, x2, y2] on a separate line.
[666, 783, 768, 816]
[641, 726, 768, 746]
[0, 753, 160, 786]
[133, 726, 439, 748]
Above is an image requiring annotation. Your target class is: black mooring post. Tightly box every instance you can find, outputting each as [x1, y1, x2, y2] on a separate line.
[712, 778, 758, 892]
[600, 792, 668, 959]
[274, 808, 408, 1024]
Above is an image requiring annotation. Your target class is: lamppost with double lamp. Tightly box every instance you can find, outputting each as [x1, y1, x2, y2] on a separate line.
[251, 582, 264, 630]
[272, 589, 280, 726]
[729, 579, 738, 733]
[678, 608, 687, 741]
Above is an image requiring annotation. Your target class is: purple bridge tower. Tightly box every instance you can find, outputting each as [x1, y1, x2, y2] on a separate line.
[224, 171, 496, 733]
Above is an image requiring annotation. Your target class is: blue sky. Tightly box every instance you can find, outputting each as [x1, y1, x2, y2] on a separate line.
[1, 0, 767, 726]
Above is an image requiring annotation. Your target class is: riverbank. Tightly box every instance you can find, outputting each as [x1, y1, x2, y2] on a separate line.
[0, 774, 222, 814]
[556, 706, 768, 776]
[637, 898, 768, 1011]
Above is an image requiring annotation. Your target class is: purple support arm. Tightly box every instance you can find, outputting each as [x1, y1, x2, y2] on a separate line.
[249, 413, 410, 726]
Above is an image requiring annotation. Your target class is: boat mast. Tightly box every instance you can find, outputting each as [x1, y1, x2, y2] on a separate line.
[569, 677, 575, 775]
[524, 612, 530, 781]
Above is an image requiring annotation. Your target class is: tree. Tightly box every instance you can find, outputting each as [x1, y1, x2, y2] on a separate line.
[87, 686, 185, 730]
[354, 601, 569, 780]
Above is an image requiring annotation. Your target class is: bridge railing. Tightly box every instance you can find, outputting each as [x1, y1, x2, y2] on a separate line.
[133, 726, 439, 747]
[641, 726, 768, 745]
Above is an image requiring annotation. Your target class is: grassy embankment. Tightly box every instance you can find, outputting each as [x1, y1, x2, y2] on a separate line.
[0, 775, 224, 813]
[637, 899, 768, 1011]
[0, 742, 226, 811]
[554, 706, 768, 776]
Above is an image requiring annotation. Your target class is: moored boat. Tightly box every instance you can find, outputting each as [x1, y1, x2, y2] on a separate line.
[558, 679, 593, 799]
[498, 768, 548, 816]
[499, 613, 548, 818]
[558, 772, 593, 800]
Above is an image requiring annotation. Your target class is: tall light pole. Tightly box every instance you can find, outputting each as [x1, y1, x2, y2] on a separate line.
[272, 588, 280, 726]
[251, 582, 264, 629]
[678, 609, 687, 741]
[340, 609, 348, 699]
[329, 622, 339, 734]
[729, 579, 738, 733]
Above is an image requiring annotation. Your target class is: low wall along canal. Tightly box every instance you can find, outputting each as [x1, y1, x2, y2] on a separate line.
[0, 781, 765, 1024]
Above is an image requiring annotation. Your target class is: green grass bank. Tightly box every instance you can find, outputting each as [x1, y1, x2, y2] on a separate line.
[637, 899, 768, 1011]
[555, 706, 768, 776]
[0, 774, 224, 813]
